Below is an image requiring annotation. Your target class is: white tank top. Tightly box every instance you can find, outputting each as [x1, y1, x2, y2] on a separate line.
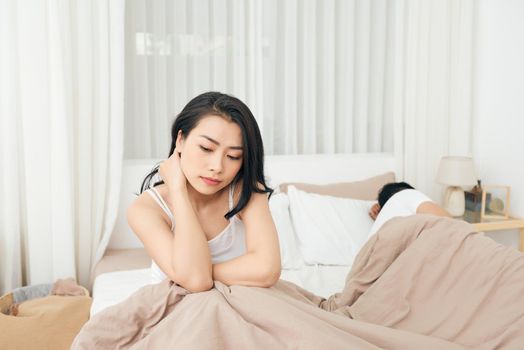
[146, 183, 247, 283]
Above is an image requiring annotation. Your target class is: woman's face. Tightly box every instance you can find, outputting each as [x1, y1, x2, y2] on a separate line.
[176, 115, 244, 195]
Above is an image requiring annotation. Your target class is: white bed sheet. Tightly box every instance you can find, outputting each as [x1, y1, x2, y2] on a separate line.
[90, 265, 352, 317]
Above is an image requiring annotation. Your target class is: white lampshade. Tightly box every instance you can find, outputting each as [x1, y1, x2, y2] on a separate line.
[436, 156, 477, 217]
[436, 156, 477, 187]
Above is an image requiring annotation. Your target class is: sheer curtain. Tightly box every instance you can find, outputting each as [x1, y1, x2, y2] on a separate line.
[0, 0, 476, 294]
[0, 0, 125, 294]
[123, 0, 476, 201]
[124, 0, 396, 158]
[392, 0, 476, 200]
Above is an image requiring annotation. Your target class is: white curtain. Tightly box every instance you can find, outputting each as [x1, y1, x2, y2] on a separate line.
[392, 0, 476, 201]
[124, 0, 475, 201]
[124, 0, 396, 158]
[0, 0, 125, 294]
[0, 0, 475, 294]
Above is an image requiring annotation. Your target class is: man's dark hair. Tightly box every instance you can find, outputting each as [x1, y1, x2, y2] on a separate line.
[377, 182, 415, 208]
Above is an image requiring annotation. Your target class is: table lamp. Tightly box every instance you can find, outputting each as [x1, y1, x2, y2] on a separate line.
[436, 156, 477, 217]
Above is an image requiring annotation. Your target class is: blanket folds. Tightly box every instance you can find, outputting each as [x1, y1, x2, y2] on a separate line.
[72, 215, 524, 349]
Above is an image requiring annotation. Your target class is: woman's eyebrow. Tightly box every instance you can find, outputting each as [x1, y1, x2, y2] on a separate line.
[199, 135, 243, 150]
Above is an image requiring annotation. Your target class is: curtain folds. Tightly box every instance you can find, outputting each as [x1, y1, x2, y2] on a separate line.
[124, 0, 396, 158]
[0, 0, 125, 294]
[393, 0, 476, 200]
[124, 0, 475, 200]
[0, 0, 476, 294]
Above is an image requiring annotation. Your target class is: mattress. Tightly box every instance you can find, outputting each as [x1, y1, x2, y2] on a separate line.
[91, 268, 152, 316]
[90, 265, 352, 317]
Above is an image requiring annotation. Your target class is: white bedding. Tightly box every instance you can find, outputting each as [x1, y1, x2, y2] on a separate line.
[90, 266, 352, 317]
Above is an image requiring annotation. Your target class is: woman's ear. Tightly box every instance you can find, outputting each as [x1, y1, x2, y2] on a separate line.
[175, 130, 184, 150]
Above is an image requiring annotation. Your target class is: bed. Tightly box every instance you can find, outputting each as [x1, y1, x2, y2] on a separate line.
[90, 153, 397, 317]
[79, 153, 524, 349]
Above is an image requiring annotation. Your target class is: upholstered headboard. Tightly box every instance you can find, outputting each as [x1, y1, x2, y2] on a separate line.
[107, 153, 397, 250]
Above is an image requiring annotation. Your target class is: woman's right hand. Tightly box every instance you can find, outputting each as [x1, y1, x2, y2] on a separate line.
[158, 151, 187, 192]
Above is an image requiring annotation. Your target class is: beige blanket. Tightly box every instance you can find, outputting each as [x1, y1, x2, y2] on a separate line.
[72, 215, 524, 349]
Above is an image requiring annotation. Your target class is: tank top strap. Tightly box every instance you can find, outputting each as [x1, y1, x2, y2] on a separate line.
[146, 187, 174, 220]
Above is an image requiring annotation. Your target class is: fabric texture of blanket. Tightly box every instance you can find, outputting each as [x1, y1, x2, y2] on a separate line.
[72, 215, 524, 349]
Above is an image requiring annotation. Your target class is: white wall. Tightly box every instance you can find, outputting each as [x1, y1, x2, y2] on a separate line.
[473, 0, 524, 247]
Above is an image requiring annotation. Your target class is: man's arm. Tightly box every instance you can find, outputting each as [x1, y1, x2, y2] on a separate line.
[416, 201, 452, 217]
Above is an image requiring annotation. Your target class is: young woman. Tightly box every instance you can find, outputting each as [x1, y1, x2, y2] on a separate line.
[127, 92, 281, 293]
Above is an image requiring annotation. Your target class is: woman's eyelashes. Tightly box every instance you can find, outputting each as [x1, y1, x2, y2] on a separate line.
[199, 145, 242, 160]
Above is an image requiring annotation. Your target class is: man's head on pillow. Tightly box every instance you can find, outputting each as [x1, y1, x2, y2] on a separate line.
[377, 182, 414, 208]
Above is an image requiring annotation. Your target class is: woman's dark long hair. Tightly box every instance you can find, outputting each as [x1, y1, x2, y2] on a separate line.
[139, 91, 273, 220]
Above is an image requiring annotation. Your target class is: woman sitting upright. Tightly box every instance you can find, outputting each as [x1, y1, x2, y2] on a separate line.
[127, 92, 281, 292]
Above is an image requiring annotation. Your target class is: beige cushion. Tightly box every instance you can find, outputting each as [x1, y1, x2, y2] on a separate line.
[279, 172, 395, 200]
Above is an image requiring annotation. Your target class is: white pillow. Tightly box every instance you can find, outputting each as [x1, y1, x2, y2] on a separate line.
[287, 185, 375, 265]
[268, 193, 304, 269]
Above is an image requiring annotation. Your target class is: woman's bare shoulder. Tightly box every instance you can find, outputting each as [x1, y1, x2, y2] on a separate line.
[128, 185, 171, 226]
[132, 184, 165, 206]
[235, 180, 270, 220]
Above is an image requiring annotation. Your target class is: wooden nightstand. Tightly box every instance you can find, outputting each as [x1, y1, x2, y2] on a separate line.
[461, 210, 524, 252]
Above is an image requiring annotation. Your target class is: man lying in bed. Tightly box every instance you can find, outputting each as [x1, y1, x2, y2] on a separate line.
[368, 182, 451, 237]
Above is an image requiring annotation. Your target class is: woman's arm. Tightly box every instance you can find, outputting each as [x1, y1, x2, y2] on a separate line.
[161, 149, 213, 292]
[127, 193, 213, 293]
[169, 188, 213, 291]
[129, 149, 213, 293]
[212, 187, 281, 287]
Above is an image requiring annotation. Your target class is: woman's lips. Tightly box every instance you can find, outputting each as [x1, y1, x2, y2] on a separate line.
[201, 176, 221, 185]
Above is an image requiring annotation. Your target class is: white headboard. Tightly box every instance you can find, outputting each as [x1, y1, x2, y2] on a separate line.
[108, 153, 397, 250]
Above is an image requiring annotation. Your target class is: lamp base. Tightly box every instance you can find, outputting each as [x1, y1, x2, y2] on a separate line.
[443, 186, 465, 217]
